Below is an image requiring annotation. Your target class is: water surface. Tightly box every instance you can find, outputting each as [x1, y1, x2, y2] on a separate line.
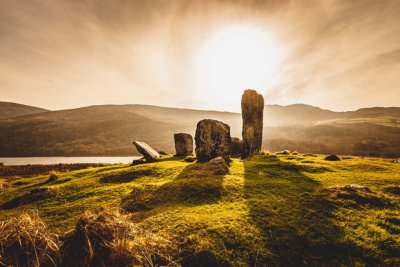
[0, 157, 139, 166]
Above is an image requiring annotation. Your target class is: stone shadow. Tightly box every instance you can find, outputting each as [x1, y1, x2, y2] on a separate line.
[121, 162, 226, 213]
[243, 155, 375, 266]
[99, 167, 156, 183]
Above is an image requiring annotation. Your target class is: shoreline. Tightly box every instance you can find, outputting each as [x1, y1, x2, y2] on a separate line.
[0, 163, 113, 177]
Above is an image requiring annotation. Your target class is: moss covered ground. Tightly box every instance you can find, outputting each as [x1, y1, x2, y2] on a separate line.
[1, 154, 399, 266]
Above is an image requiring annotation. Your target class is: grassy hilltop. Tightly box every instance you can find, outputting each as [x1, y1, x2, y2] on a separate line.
[1, 154, 399, 266]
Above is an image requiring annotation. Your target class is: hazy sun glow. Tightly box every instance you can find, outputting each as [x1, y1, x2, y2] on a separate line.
[195, 25, 284, 111]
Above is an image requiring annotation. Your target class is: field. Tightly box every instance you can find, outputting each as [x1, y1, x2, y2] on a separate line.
[1, 154, 399, 266]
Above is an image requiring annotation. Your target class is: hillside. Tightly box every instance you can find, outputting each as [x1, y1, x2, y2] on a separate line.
[0, 101, 48, 119]
[0, 154, 399, 266]
[0, 104, 400, 157]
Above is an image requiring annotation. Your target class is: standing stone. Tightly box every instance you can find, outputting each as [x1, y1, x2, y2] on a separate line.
[241, 89, 264, 158]
[133, 141, 160, 162]
[230, 137, 243, 157]
[195, 119, 231, 163]
[174, 133, 193, 156]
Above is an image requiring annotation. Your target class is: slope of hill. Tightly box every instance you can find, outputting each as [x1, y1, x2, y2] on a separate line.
[0, 103, 399, 157]
[264, 104, 339, 126]
[0, 105, 241, 157]
[0, 101, 48, 119]
[1, 154, 399, 265]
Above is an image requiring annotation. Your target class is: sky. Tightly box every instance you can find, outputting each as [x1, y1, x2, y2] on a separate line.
[0, 0, 399, 112]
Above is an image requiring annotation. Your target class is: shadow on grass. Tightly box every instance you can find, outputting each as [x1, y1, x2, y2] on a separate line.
[99, 167, 156, 183]
[1, 187, 55, 210]
[243, 155, 372, 266]
[122, 162, 225, 212]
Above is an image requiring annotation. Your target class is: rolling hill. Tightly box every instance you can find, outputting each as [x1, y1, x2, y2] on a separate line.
[0, 101, 48, 120]
[0, 103, 399, 157]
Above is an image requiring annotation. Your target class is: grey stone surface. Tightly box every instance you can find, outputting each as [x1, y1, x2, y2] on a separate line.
[195, 119, 231, 163]
[133, 141, 160, 162]
[241, 89, 264, 158]
[174, 133, 193, 156]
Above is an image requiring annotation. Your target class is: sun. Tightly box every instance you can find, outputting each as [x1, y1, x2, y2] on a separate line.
[194, 25, 284, 111]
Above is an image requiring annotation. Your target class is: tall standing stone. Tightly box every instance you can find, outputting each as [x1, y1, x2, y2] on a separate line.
[195, 119, 231, 163]
[174, 133, 193, 156]
[241, 89, 264, 158]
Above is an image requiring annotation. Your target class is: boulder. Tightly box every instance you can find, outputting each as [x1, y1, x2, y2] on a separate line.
[174, 133, 193, 156]
[241, 89, 264, 158]
[195, 119, 231, 163]
[206, 157, 229, 175]
[132, 141, 160, 162]
[230, 137, 243, 157]
[325, 155, 341, 161]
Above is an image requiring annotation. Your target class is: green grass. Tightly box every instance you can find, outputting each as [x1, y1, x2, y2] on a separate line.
[1, 154, 399, 266]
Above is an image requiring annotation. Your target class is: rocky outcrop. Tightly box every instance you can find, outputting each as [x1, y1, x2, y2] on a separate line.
[132, 141, 160, 162]
[241, 89, 264, 158]
[174, 133, 193, 156]
[230, 137, 243, 157]
[195, 119, 231, 163]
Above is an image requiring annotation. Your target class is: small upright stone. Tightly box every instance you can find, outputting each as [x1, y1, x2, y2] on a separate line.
[230, 137, 243, 157]
[174, 133, 193, 156]
[133, 141, 160, 162]
[241, 89, 264, 158]
[195, 119, 231, 163]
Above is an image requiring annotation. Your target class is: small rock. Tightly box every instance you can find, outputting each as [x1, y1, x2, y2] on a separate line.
[325, 155, 341, 161]
[133, 141, 160, 162]
[184, 156, 196, 162]
[206, 157, 229, 175]
[303, 153, 317, 157]
[391, 159, 399, 163]
[158, 150, 169, 155]
[276, 150, 290, 155]
[132, 158, 146, 165]
[174, 133, 193, 156]
[230, 137, 243, 157]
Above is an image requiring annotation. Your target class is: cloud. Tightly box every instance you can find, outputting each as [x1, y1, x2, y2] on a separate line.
[0, 0, 399, 111]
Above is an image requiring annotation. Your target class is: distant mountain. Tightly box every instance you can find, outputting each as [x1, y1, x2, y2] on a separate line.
[264, 104, 338, 126]
[0, 103, 399, 157]
[0, 102, 48, 119]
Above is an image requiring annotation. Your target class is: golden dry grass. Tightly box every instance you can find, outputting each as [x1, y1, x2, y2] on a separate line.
[0, 210, 60, 267]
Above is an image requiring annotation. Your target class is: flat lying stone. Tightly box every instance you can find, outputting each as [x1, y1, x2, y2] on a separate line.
[133, 141, 160, 162]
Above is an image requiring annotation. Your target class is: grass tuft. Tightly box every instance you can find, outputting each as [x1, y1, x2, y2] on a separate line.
[61, 208, 174, 267]
[0, 210, 60, 267]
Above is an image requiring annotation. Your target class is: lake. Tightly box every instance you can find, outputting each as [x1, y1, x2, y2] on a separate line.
[0, 157, 140, 166]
